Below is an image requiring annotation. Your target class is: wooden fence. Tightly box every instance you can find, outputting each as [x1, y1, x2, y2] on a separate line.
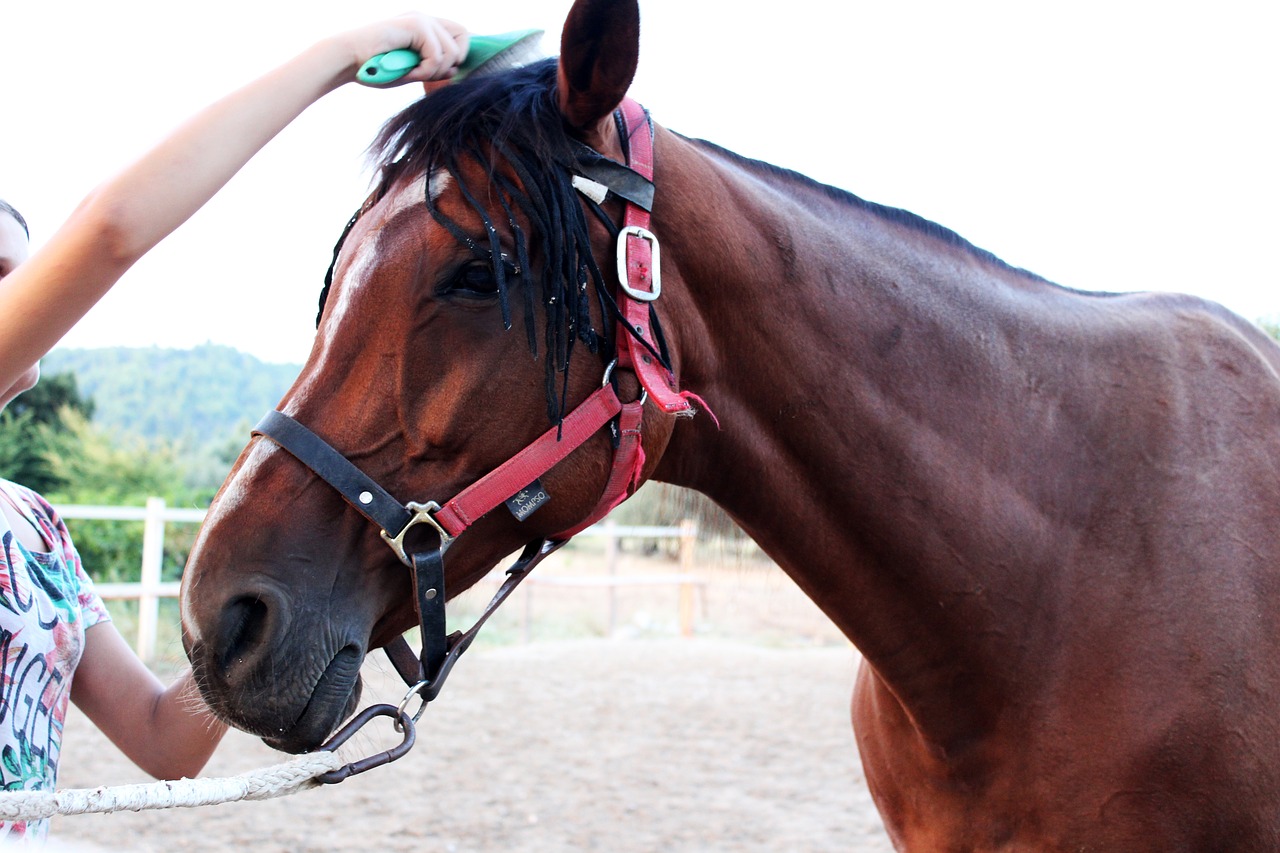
[54, 500, 699, 661]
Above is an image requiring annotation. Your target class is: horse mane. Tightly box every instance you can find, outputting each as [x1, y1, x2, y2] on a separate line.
[370, 59, 571, 185]
[357, 60, 1054, 428]
[367, 58, 611, 426]
[684, 136, 1052, 285]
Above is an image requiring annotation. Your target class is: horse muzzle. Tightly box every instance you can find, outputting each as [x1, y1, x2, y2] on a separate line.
[189, 582, 368, 753]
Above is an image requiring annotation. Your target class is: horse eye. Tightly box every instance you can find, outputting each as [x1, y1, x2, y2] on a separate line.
[444, 262, 501, 299]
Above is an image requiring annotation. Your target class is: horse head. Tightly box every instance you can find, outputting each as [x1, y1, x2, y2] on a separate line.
[180, 0, 697, 752]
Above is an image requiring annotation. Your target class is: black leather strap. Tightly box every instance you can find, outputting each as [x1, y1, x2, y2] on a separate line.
[253, 411, 414, 537]
[384, 539, 565, 701]
[383, 636, 425, 685]
[412, 549, 448, 681]
[570, 148, 655, 212]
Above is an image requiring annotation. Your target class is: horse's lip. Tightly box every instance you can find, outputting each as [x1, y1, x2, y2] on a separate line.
[263, 646, 364, 753]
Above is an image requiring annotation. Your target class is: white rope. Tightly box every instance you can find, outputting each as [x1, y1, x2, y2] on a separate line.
[0, 751, 344, 822]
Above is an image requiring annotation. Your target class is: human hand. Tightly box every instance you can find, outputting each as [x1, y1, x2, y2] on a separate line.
[335, 14, 468, 86]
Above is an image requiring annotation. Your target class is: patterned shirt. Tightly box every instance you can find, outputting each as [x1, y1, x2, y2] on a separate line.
[0, 480, 110, 844]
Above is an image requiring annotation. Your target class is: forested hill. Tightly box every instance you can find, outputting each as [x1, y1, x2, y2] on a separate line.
[42, 344, 301, 449]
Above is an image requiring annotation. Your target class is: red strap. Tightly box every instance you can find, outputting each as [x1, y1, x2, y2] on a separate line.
[616, 99, 691, 415]
[431, 99, 705, 542]
[553, 399, 646, 539]
[620, 98, 654, 180]
[434, 385, 624, 537]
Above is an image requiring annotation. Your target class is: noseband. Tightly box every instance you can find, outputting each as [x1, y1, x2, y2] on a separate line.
[253, 98, 697, 714]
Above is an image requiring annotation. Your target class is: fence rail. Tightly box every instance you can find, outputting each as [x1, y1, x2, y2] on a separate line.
[53, 500, 698, 661]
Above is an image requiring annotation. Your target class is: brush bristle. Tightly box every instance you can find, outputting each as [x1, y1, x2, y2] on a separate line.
[471, 39, 545, 76]
[455, 30, 546, 82]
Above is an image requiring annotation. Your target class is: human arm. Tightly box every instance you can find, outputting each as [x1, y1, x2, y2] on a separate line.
[71, 621, 228, 780]
[0, 13, 466, 393]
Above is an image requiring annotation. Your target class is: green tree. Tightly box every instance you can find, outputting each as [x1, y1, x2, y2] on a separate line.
[0, 372, 93, 493]
[43, 410, 198, 583]
[41, 344, 298, 497]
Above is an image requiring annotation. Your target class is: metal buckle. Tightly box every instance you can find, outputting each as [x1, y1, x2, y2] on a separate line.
[616, 225, 661, 302]
[380, 501, 453, 568]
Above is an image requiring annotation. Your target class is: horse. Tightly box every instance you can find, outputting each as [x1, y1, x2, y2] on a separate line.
[179, 0, 1280, 848]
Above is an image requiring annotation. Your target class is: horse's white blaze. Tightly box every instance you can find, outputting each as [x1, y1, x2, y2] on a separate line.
[317, 233, 379, 346]
[317, 174, 442, 352]
[383, 174, 429, 220]
[428, 170, 452, 202]
[180, 440, 279, 641]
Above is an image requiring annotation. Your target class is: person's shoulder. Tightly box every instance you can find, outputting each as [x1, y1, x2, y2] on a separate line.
[0, 477, 46, 501]
[0, 477, 57, 521]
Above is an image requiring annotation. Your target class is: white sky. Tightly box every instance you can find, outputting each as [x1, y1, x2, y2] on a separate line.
[2, 0, 1276, 364]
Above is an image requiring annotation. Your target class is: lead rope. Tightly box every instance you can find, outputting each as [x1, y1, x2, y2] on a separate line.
[0, 752, 343, 821]
[0, 703, 414, 821]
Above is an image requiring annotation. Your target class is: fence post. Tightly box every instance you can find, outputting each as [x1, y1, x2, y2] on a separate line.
[678, 519, 697, 637]
[137, 497, 166, 661]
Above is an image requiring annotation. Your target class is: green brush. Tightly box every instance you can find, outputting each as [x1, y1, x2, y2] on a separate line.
[357, 29, 545, 86]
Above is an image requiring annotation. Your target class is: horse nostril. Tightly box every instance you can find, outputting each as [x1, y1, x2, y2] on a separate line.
[218, 595, 270, 674]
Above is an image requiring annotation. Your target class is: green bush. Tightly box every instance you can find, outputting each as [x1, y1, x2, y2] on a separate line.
[44, 410, 207, 583]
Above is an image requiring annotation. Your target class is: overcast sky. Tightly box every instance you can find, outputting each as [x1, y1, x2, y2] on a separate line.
[2, 0, 1275, 364]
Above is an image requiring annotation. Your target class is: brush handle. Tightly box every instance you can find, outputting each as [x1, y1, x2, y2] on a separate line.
[358, 30, 542, 87]
[357, 48, 422, 85]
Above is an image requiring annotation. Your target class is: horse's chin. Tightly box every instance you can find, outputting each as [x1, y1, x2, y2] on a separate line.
[262, 646, 365, 753]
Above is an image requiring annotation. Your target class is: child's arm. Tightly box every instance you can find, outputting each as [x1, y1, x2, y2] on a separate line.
[72, 621, 228, 779]
[0, 14, 465, 394]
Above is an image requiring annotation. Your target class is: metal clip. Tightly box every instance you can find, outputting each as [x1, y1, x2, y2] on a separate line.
[616, 225, 662, 302]
[380, 501, 453, 568]
[317, 703, 416, 784]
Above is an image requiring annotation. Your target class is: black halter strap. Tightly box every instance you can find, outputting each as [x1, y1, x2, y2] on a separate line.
[252, 412, 450, 686]
[254, 411, 412, 535]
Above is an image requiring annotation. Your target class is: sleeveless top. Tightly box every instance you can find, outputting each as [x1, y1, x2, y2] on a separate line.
[0, 479, 111, 844]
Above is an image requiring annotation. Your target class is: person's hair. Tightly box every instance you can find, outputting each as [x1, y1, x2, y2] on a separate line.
[0, 199, 29, 238]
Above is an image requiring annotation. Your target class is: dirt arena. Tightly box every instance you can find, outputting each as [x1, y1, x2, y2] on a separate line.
[50, 546, 894, 852]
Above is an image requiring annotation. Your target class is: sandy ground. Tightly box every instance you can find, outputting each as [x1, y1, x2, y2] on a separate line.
[48, 549, 894, 852]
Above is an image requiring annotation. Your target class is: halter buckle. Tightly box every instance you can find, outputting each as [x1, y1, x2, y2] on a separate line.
[381, 501, 453, 568]
[617, 225, 662, 302]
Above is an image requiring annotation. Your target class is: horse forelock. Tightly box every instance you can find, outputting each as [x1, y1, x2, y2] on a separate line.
[368, 60, 568, 189]
[356, 58, 613, 425]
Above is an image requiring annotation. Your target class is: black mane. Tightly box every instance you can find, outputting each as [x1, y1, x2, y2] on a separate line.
[342, 59, 1052, 428]
[367, 59, 614, 426]
[370, 59, 572, 190]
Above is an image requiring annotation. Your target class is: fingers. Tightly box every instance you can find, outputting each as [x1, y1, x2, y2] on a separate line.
[414, 21, 453, 79]
[345, 15, 470, 87]
[402, 14, 467, 82]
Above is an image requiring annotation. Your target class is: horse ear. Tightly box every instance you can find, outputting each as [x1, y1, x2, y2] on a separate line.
[557, 0, 640, 135]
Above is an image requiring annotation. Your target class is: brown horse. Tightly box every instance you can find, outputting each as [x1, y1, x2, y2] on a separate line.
[180, 0, 1280, 848]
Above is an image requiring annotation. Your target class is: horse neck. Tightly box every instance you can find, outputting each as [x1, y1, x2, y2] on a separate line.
[651, 132, 1064, 745]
